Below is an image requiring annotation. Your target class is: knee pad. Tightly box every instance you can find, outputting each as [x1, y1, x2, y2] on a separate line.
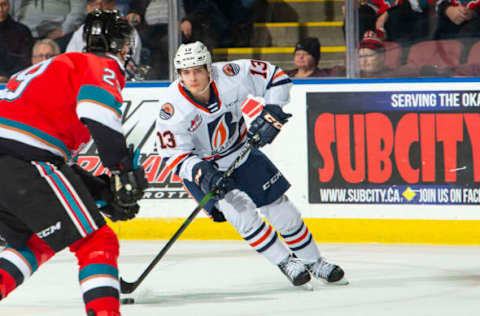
[260, 195, 303, 235]
[70, 225, 119, 266]
[218, 190, 261, 235]
[26, 234, 55, 265]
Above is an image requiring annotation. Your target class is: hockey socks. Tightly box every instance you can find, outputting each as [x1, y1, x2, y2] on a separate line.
[243, 219, 290, 265]
[70, 225, 121, 315]
[0, 234, 54, 299]
[218, 190, 291, 265]
[261, 196, 321, 264]
[281, 221, 319, 264]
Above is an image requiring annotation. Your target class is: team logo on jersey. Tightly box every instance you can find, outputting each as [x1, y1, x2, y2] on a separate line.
[159, 103, 175, 120]
[212, 117, 228, 149]
[222, 63, 240, 76]
[188, 114, 203, 133]
[208, 113, 237, 153]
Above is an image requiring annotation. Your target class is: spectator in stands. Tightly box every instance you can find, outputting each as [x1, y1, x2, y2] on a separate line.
[138, 0, 185, 79]
[0, 0, 33, 82]
[112, 0, 146, 26]
[286, 37, 345, 78]
[434, 0, 480, 39]
[181, 0, 255, 48]
[66, 0, 142, 65]
[31, 38, 60, 65]
[181, 0, 226, 49]
[215, 0, 255, 47]
[359, 30, 392, 77]
[359, 0, 432, 43]
[114, 0, 131, 16]
[359, 30, 425, 77]
[9, 0, 86, 40]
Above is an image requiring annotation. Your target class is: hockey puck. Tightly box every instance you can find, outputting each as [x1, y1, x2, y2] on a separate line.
[120, 298, 135, 305]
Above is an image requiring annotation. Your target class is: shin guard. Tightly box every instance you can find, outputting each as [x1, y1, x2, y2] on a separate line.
[262, 195, 321, 264]
[70, 225, 120, 316]
[219, 190, 290, 265]
[0, 235, 55, 299]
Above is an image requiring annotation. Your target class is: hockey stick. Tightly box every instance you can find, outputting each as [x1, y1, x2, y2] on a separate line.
[120, 135, 259, 294]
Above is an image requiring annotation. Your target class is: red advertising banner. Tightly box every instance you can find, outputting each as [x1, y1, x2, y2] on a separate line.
[307, 90, 480, 204]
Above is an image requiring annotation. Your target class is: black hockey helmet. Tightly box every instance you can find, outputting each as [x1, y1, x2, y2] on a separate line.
[83, 9, 133, 54]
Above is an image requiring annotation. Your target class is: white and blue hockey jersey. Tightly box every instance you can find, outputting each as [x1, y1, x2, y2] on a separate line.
[155, 59, 292, 182]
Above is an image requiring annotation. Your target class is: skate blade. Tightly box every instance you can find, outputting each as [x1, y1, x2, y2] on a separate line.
[301, 282, 314, 291]
[323, 277, 349, 286]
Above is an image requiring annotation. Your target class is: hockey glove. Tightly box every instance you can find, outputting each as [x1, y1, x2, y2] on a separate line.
[247, 104, 292, 148]
[110, 145, 148, 208]
[192, 161, 235, 200]
[72, 162, 142, 221]
[98, 200, 139, 222]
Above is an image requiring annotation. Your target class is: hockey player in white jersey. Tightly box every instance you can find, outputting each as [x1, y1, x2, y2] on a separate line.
[155, 41, 347, 287]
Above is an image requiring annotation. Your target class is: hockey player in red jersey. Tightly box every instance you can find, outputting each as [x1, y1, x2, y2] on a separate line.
[155, 41, 348, 288]
[0, 10, 147, 316]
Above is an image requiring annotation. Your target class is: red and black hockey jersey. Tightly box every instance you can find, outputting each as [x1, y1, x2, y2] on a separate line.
[0, 52, 127, 166]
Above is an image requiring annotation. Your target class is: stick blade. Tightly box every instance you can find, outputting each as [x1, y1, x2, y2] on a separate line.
[120, 277, 137, 294]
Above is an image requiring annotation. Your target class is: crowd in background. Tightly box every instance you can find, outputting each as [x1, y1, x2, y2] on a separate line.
[1, 0, 480, 81]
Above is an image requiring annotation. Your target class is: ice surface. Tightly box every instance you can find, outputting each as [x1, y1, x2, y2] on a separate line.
[1, 241, 480, 316]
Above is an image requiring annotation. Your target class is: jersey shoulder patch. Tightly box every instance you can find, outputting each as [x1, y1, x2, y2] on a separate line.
[222, 63, 241, 76]
[159, 102, 175, 120]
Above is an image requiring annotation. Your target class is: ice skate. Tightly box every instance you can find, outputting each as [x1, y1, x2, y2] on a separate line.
[307, 258, 349, 285]
[278, 255, 311, 286]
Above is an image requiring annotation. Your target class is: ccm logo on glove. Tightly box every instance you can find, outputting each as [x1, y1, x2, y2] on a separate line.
[194, 168, 203, 186]
[263, 113, 283, 130]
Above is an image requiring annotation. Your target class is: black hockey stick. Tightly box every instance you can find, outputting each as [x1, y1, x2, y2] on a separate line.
[120, 135, 259, 294]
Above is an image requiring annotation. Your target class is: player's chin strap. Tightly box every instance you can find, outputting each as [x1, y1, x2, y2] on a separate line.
[119, 134, 260, 294]
[124, 55, 150, 81]
[197, 76, 213, 95]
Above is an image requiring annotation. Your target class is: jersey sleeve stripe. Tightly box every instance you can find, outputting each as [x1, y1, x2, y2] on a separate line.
[272, 70, 287, 81]
[265, 65, 279, 89]
[77, 85, 123, 117]
[267, 78, 292, 89]
[0, 117, 70, 161]
[266, 67, 292, 90]
[78, 100, 122, 119]
[164, 153, 192, 176]
[77, 101, 123, 134]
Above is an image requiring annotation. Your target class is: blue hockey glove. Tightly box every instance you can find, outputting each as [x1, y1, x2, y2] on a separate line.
[111, 145, 148, 208]
[247, 104, 292, 148]
[192, 161, 235, 200]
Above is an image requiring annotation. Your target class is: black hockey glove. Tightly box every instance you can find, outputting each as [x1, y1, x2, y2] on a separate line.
[192, 161, 235, 200]
[98, 200, 139, 222]
[110, 145, 148, 208]
[247, 104, 292, 148]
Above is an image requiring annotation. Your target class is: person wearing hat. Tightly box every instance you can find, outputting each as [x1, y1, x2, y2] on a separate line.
[359, 30, 425, 78]
[286, 37, 344, 78]
[359, 30, 391, 77]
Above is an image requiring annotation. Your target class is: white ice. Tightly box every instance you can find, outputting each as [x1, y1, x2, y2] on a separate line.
[1, 241, 480, 316]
